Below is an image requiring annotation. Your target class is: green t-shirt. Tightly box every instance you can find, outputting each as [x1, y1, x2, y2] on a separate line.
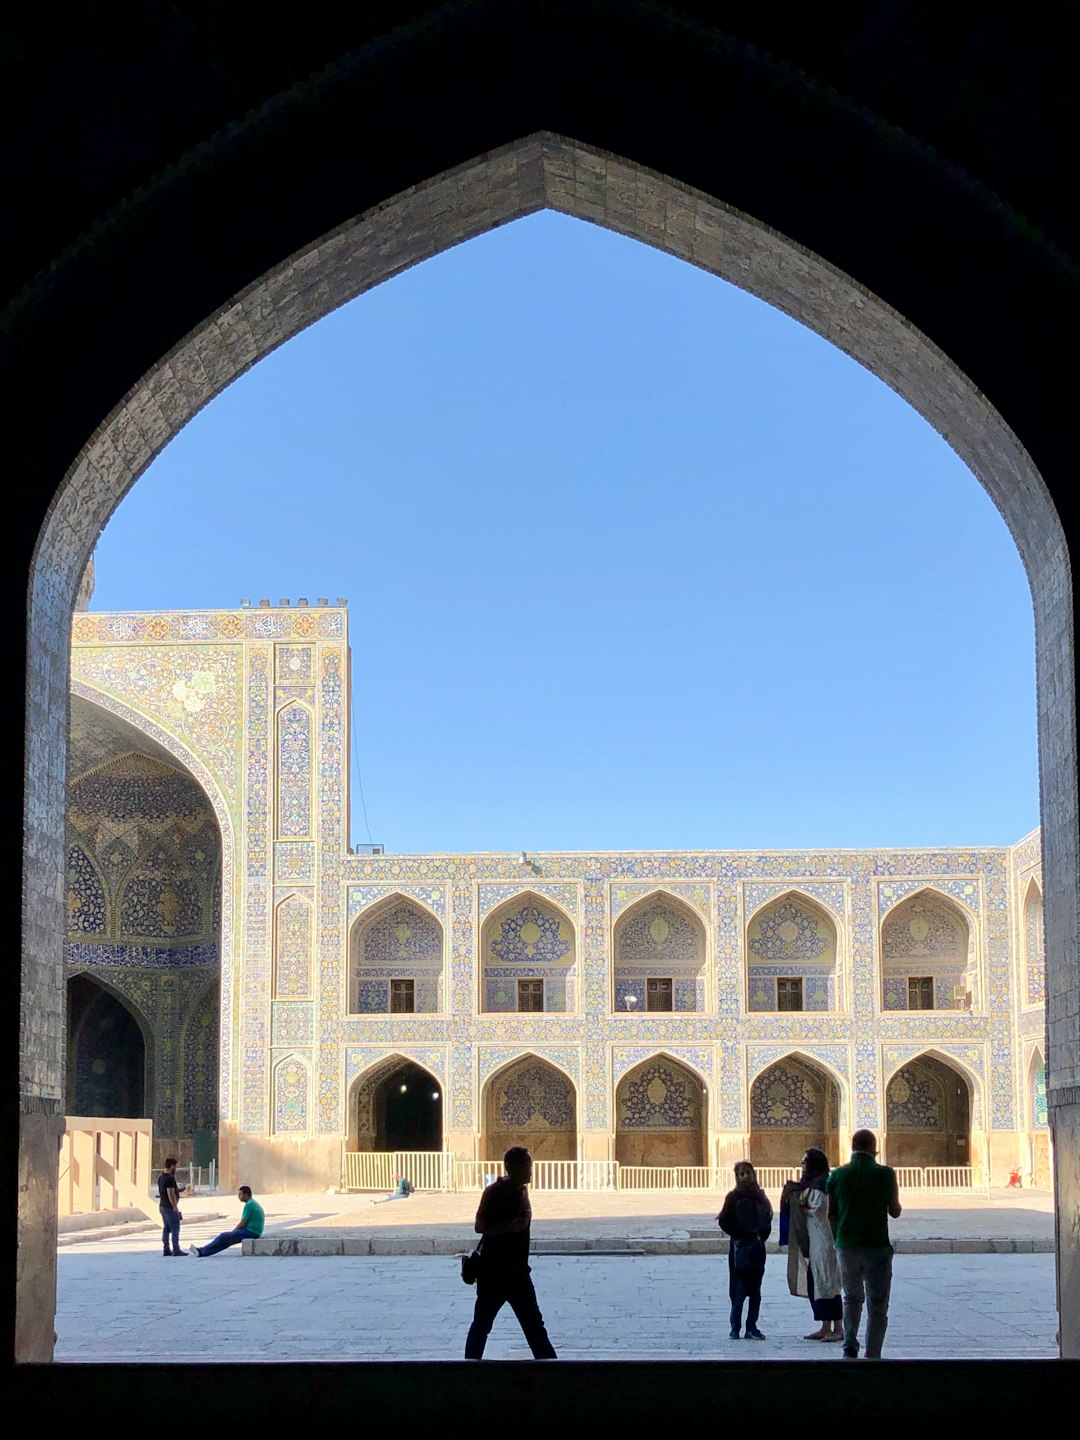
[825, 1153, 897, 1249]
[240, 1198, 265, 1237]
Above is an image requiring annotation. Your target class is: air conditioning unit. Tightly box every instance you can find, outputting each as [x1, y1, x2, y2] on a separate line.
[952, 984, 971, 1009]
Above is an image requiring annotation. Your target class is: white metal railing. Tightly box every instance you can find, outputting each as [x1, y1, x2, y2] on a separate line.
[752, 1167, 801, 1194]
[532, 1160, 581, 1191]
[618, 1166, 677, 1191]
[346, 1155, 992, 1195]
[579, 1160, 620, 1191]
[892, 1166, 925, 1190]
[343, 1150, 454, 1192]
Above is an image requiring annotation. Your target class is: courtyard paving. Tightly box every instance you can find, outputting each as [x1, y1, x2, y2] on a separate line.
[56, 1202, 1058, 1362]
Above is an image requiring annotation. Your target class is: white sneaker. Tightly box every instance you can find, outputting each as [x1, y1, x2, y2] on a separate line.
[188, 1246, 200, 1257]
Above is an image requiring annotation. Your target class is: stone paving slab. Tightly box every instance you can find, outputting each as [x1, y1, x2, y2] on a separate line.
[55, 1217, 1058, 1363]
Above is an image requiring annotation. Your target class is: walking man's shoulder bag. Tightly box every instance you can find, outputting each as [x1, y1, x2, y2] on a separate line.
[461, 1245, 484, 1285]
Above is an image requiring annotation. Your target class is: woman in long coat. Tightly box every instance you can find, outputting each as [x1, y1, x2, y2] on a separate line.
[784, 1147, 842, 1341]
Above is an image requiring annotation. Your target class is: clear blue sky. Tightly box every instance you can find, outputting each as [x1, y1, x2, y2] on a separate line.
[93, 212, 1037, 854]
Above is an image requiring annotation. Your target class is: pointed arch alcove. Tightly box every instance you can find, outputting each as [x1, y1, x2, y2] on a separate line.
[884, 1052, 972, 1168]
[480, 892, 577, 1014]
[746, 892, 839, 1013]
[1023, 880, 1046, 1008]
[481, 1054, 577, 1163]
[66, 973, 150, 1120]
[613, 891, 707, 1013]
[614, 1053, 707, 1167]
[748, 1053, 842, 1167]
[348, 1054, 444, 1155]
[881, 889, 976, 1012]
[350, 894, 445, 1014]
[1027, 1046, 1051, 1189]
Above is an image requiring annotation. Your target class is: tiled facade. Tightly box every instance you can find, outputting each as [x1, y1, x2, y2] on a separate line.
[68, 603, 1051, 1189]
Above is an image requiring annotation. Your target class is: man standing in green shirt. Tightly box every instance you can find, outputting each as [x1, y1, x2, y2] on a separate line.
[826, 1130, 902, 1359]
[189, 1185, 266, 1258]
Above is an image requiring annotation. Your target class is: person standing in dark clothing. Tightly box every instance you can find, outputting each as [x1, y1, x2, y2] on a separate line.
[156, 1157, 186, 1256]
[826, 1129, 902, 1359]
[718, 1160, 773, 1340]
[463, 1146, 557, 1360]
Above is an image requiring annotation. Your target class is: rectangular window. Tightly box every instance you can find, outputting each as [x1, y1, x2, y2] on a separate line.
[777, 977, 804, 1011]
[517, 979, 544, 1013]
[908, 976, 935, 1010]
[646, 977, 673, 1012]
[390, 979, 415, 1013]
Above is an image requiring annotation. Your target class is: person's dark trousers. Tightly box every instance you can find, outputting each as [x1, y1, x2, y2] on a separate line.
[197, 1225, 256, 1257]
[728, 1264, 764, 1334]
[839, 1245, 894, 1356]
[160, 1206, 182, 1255]
[464, 1269, 557, 1358]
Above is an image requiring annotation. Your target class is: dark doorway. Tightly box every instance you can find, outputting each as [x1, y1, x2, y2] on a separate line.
[377, 1062, 442, 1151]
[66, 975, 146, 1117]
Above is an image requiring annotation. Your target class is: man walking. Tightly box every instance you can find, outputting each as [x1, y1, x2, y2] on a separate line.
[156, 1157, 186, 1257]
[189, 1185, 265, 1257]
[827, 1129, 902, 1359]
[464, 1146, 557, 1360]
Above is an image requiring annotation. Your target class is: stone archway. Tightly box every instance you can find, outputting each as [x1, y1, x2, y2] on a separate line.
[885, 1053, 971, 1169]
[481, 1055, 577, 1163]
[7, 28, 1079, 1372]
[748, 1055, 841, 1167]
[66, 974, 148, 1119]
[615, 1054, 706, 1167]
[350, 1057, 443, 1154]
[613, 892, 707, 1013]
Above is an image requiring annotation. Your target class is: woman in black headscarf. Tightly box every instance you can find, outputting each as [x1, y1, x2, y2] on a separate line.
[783, 1147, 842, 1340]
[717, 1160, 773, 1340]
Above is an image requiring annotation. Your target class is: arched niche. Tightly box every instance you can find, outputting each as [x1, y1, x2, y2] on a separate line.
[885, 1053, 972, 1168]
[746, 892, 838, 1013]
[614, 1054, 707, 1167]
[880, 890, 974, 1012]
[1027, 1047, 1051, 1189]
[348, 1055, 443, 1154]
[272, 1053, 311, 1135]
[1023, 880, 1046, 1008]
[481, 1055, 577, 1163]
[180, 979, 220, 1154]
[480, 892, 576, 1014]
[613, 892, 706, 1014]
[349, 895, 444, 1014]
[748, 1054, 841, 1167]
[273, 894, 313, 999]
[66, 973, 149, 1119]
